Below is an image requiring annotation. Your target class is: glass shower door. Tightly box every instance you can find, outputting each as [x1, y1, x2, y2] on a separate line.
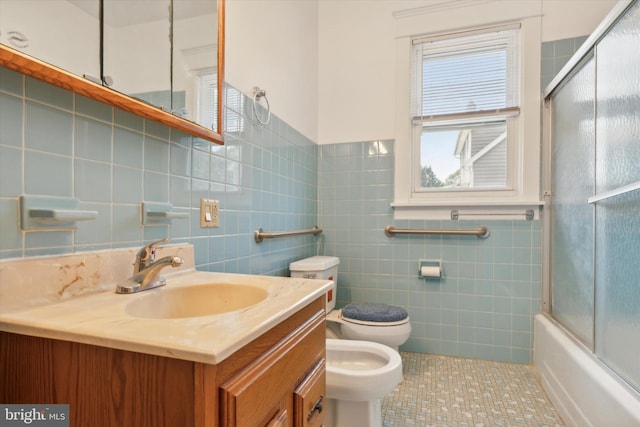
[549, 55, 596, 348]
[594, 0, 640, 390]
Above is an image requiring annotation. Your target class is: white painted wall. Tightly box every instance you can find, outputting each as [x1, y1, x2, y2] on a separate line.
[318, 0, 397, 146]
[316, 0, 618, 145]
[541, 0, 620, 41]
[225, 0, 319, 142]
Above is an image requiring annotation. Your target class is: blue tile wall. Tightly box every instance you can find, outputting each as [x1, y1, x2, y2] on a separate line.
[0, 67, 318, 274]
[541, 36, 589, 89]
[318, 140, 542, 364]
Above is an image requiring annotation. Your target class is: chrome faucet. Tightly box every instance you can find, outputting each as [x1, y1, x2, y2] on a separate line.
[116, 238, 184, 294]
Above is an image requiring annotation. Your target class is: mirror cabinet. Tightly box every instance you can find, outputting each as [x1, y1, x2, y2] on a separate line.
[0, 0, 101, 79]
[103, 0, 172, 111]
[0, 0, 224, 144]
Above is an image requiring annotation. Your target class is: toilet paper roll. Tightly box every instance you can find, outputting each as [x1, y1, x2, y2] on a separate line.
[420, 266, 441, 278]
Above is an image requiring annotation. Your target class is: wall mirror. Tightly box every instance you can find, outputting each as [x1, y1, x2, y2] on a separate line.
[0, 0, 224, 144]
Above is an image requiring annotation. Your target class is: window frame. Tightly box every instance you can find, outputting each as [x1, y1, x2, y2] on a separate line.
[412, 26, 520, 194]
[392, 4, 544, 220]
[412, 116, 516, 194]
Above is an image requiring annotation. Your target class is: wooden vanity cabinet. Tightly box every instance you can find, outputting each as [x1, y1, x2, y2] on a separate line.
[219, 328, 326, 427]
[0, 296, 326, 427]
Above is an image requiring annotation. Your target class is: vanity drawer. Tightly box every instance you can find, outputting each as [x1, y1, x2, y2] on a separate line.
[294, 359, 326, 427]
[219, 309, 325, 427]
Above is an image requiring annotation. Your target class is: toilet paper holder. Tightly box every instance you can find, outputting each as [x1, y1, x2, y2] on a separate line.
[418, 259, 443, 279]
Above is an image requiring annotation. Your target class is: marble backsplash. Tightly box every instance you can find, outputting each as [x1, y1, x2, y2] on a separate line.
[0, 244, 194, 313]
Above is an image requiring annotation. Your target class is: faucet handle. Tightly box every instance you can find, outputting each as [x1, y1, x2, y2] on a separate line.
[134, 237, 171, 272]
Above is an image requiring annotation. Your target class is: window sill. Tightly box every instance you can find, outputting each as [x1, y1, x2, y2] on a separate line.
[391, 200, 545, 220]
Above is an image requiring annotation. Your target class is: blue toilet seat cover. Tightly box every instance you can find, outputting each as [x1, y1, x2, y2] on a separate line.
[341, 303, 408, 323]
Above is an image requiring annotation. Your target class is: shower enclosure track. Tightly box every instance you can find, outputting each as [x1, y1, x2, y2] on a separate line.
[587, 180, 640, 204]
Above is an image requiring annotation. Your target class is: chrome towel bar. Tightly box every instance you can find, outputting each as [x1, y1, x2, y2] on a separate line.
[384, 225, 490, 239]
[254, 226, 323, 243]
[451, 209, 534, 221]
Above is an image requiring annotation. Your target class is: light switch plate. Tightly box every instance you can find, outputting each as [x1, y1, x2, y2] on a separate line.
[200, 199, 219, 228]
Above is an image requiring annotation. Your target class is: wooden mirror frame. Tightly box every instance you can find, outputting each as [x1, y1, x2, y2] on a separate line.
[0, 0, 225, 145]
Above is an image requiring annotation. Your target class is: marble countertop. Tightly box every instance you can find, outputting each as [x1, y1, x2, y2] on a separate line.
[0, 269, 331, 364]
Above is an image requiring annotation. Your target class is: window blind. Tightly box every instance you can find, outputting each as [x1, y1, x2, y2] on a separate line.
[412, 25, 520, 121]
[198, 72, 218, 130]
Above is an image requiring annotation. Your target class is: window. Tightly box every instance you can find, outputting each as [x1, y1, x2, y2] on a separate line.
[412, 26, 520, 193]
[392, 11, 543, 219]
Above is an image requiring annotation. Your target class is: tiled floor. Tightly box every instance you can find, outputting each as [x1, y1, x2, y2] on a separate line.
[381, 352, 565, 427]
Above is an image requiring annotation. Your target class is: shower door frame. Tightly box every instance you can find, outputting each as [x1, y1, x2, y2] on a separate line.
[541, 0, 632, 319]
[541, 0, 640, 394]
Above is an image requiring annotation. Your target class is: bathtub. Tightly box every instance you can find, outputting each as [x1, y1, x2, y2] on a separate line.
[534, 314, 640, 427]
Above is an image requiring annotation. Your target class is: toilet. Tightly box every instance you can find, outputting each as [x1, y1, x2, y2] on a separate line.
[289, 256, 411, 427]
[325, 338, 402, 427]
[289, 256, 412, 349]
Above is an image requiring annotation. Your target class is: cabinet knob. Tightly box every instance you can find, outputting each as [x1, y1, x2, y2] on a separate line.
[307, 395, 323, 421]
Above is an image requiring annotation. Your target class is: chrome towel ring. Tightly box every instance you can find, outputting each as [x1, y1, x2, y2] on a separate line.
[252, 86, 271, 125]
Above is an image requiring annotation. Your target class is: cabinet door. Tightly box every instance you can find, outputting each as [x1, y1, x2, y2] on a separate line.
[294, 359, 326, 427]
[171, 0, 219, 127]
[219, 310, 325, 427]
[0, 0, 100, 78]
[102, 0, 171, 110]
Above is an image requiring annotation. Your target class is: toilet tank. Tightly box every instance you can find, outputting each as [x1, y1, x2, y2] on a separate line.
[290, 256, 339, 312]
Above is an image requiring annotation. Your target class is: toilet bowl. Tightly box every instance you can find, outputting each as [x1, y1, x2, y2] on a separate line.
[325, 338, 402, 427]
[289, 256, 411, 426]
[326, 338, 403, 400]
[289, 256, 412, 350]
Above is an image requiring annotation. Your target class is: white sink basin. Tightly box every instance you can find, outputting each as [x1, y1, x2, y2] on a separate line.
[125, 283, 269, 319]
